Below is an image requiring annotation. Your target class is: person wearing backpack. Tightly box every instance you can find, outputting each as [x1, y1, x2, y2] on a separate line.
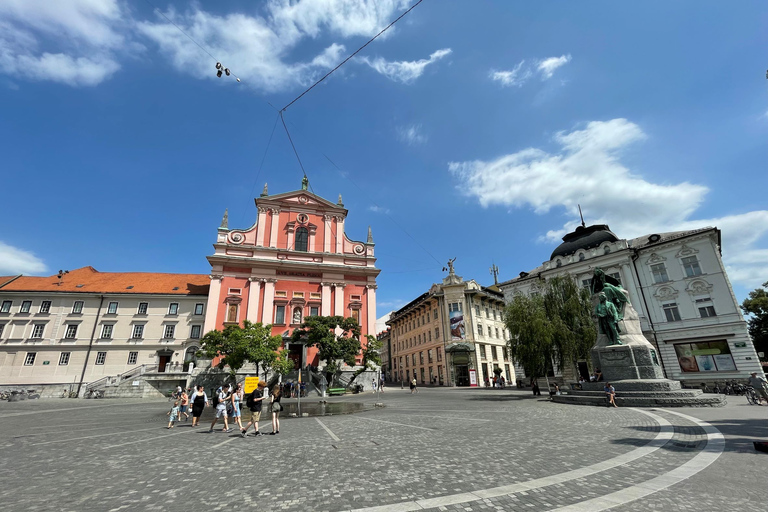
[241, 381, 267, 437]
[208, 385, 232, 433]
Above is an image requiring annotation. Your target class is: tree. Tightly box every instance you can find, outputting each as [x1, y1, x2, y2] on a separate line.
[504, 276, 596, 381]
[290, 315, 361, 386]
[199, 320, 284, 376]
[268, 349, 297, 381]
[349, 335, 383, 384]
[741, 281, 768, 360]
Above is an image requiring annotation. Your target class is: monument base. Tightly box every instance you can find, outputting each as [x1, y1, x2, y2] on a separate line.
[591, 343, 664, 381]
[553, 379, 726, 407]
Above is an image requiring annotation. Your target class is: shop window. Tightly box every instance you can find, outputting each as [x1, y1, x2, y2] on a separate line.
[674, 341, 735, 372]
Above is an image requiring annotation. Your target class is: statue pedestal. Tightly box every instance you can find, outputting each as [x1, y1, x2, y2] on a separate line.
[591, 344, 664, 381]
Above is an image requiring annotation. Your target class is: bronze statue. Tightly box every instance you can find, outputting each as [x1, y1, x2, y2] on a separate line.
[595, 292, 621, 345]
[591, 268, 628, 321]
[301, 176, 309, 191]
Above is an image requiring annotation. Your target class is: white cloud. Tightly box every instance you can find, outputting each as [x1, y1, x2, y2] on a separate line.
[490, 60, 531, 88]
[449, 118, 768, 287]
[0, 241, 47, 275]
[361, 48, 451, 84]
[0, 0, 125, 86]
[537, 54, 571, 79]
[369, 205, 391, 214]
[139, 1, 418, 92]
[397, 124, 427, 146]
[491, 54, 571, 89]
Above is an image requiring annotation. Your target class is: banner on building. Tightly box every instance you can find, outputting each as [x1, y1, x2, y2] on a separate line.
[449, 310, 465, 340]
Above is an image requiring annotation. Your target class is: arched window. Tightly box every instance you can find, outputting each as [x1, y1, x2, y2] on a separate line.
[295, 227, 308, 252]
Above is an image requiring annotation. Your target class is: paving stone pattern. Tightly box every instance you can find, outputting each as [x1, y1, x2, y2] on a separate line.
[0, 388, 765, 511]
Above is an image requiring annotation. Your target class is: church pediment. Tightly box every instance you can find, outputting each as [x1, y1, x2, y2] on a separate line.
[257, 189, 346, 213]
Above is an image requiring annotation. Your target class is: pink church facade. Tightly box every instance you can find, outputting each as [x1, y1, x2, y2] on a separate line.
[203, 183, 379, 368]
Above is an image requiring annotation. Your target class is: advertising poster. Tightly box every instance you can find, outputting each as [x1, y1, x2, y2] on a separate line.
[713, 354, 736, 371]
[695, 355, 717, 372]
[469, 369, 478, 387]
[449, 310, 465, 340]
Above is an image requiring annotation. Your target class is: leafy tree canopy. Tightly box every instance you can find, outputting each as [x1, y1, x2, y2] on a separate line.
[741, 281, 768, 359]
[200, 320, 283, 375]
[291, 315, 362, 384]
[504, 276, 596, 378]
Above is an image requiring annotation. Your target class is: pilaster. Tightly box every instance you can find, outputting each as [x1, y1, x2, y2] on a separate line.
[247, 278, 263, 322]
[261, 278, 277, 324]
[204, 274, 223, 333]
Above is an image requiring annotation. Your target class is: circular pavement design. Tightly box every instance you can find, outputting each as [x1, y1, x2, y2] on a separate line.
[0, 390, 722, 512]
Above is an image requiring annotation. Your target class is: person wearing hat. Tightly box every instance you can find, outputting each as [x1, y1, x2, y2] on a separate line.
[747, 372, 768, 404]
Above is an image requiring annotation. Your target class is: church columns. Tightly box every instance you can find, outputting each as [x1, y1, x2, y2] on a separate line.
[269, 208, 280, 248]
[204, 274, 223, 333]
[247, 278, 263, 322]
[261, 278, 277, 324]
[323, 215, 333, 253]
[334, 283, 346, 316]
[256, 207, 268, 247]
[321, 282, 332, 316]
[335, 216, 344, 254]
[308, 224, 317, 252]
[366, 284, 377, 336]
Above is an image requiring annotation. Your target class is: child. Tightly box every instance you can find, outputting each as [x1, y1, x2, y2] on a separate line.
[167, 401, 180, 428]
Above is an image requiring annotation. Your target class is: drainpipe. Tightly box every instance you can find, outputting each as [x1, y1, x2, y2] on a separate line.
[630, 250, 668, 379]
[77, 295, 105, 396]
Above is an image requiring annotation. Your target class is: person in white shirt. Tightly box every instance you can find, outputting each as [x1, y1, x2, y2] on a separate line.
[208, 385, 232, 433]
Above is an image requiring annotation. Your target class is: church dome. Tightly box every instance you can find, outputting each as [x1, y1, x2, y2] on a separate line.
[550, 224, 619, 260]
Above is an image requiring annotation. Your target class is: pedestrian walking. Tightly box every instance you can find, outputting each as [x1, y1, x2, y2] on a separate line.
[269, 385, 282, 434]
[179, 389, 190, 421]
[230, 383, 244, 431]
[209, 385, 232, 433]
[167, 401, 180, 428]
[241, 381, 267, 437]
[531, 378, 541, 396]
[372, 379, 377, 393]
[189, 385, 208, 427]
[410, 378, 418, 394]
[748, 372, 768, 404]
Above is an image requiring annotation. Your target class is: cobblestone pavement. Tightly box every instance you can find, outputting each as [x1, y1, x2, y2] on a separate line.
[0, 388, 765, 511]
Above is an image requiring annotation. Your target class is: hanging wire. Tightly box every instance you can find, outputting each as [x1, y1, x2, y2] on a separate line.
[280, 0, 425, 112]
[143, 0, 244, 83]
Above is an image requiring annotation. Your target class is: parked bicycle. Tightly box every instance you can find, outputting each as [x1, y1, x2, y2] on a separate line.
[745, 386, 762, 405]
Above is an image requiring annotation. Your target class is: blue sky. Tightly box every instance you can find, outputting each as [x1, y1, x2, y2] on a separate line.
[1, 1, 767, 316]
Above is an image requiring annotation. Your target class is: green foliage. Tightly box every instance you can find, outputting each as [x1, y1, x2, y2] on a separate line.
[270, 349, 297, 377]
[291, 315, 362, 384]
[199, 320, 283, 375]
[350, 335, 383, 383]
[504, 276, 596, 378]
[741, 281, 768, 360]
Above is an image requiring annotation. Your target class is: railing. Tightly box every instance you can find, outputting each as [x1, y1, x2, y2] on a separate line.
[86, 364, 158, 391]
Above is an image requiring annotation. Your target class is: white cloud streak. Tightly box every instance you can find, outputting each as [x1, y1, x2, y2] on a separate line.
[361, 48, 452, 84]
[369, 205, 391, 214]
[537, 54, 571, 79]
[449, 118, 768, 288]
[397, 124, 427, 146]
[491, 54, 571, 89]
[0, 241, 47, 275]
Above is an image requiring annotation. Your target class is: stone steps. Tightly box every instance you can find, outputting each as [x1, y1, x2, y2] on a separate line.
[553, 393, 726, 407]
[564, 389, 705, 398]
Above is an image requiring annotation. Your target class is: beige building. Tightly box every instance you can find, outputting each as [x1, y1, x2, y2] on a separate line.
[498, 224, 763, 385]
[0, 267, 209, 395]
[388, 267, 514, 387]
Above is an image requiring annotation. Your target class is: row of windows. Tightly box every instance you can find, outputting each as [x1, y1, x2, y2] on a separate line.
[0, 323, 201, 340]
[394, 348, 443, 369]
[396, 307, 438, 335]
[650, 256, 703, 284]
[23, 351, 139, 366]
[0, 300, 205, 316]
[479, 344, 509, 361]
[474, 305, 502, 321]
[397, 366, 444, 385]
[394, 327, 440, 353]
[661, 298, 716, 322]
[477, 324, 505, 339]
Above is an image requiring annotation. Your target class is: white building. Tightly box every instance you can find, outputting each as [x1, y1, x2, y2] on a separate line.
[0, 267, 209, 395]
[498, 224, 762, 384]
[388, 268, 514, 387]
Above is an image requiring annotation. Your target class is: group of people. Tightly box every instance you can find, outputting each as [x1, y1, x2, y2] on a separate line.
[483, 375, 506, 388]
[166, 382, 284, 436]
